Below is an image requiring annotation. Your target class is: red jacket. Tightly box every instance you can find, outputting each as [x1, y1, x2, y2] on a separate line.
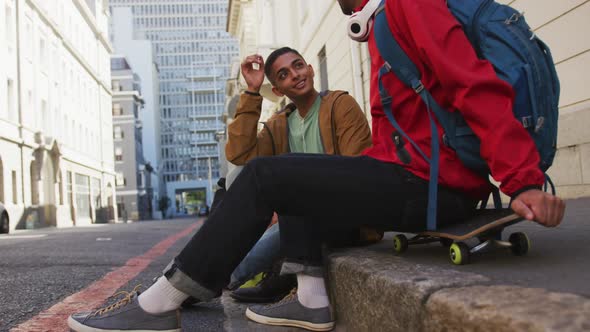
[359, 0, 545, 199]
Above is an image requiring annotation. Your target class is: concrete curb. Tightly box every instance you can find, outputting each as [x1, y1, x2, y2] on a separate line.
[327, 248, 590, 332]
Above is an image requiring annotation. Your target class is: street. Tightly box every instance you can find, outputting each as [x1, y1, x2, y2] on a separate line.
[0, 218, 303, 331]
[1, 201, 588, 331]
[0, 218, 191, 331]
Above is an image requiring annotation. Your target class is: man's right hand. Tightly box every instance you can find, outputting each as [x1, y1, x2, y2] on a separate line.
[510, 189, 565, 227]
[241, 54, 265, 93]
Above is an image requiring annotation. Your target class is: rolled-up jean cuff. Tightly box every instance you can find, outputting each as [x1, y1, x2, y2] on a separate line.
[162, 260, 217, 301]
[280, 261, 324, 277]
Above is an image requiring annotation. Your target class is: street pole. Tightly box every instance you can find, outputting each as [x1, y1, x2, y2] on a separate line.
[213, 61, 220, 157]
[208, 157, 212, 206]
[212, 61, 220, 198]
[190, 62, 198, 182]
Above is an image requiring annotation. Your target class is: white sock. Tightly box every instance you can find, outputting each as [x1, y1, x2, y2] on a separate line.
[296, 274, 330, 309]
[138, 277, 189, 314]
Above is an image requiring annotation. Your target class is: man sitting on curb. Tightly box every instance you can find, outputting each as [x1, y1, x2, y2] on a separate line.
[67, 1, 565, 330]
[224, 47, 380, 303]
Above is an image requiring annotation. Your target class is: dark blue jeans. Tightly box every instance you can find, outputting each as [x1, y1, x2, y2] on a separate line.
[165, 154, 476, 300]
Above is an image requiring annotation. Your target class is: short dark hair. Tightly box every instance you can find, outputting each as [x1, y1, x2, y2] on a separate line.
[264, 47, 304, 84]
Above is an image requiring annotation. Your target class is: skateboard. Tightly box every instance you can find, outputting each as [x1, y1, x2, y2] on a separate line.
[392, 209, 529, 265]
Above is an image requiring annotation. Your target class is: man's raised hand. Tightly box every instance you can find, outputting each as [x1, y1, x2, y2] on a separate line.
[241, 54, 265, 93]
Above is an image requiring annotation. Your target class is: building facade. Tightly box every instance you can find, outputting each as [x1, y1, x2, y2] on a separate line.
[110, 6, 163, 219]
[0, 0, 117, 233]
[109, 0, 239, 215]
[111, 55, 152, 222]
[227, 0, 590, 200]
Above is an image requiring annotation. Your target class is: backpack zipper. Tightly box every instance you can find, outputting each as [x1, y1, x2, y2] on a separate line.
[505, 23, 543, 130]
[469, 0, 493, 58]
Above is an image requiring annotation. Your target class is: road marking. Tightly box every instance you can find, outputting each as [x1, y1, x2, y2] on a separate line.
[10, 221, 202, 332]
[96, 237, 112, 241]
[0, 234, 47, 240]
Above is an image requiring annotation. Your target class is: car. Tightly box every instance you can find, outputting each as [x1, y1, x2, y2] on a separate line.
[197, 205, 209, 217]
[0, 202, 9, 234]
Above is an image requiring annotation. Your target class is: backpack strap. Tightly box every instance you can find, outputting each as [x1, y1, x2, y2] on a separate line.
[544, 174, 556, 195]
[373, 4, 441, 230]
[374, 4, 454, 133]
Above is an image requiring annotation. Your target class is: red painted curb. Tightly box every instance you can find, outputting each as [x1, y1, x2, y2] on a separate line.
[11, 221, 202, 332]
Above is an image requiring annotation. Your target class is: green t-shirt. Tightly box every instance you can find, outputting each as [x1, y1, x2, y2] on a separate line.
[288, 96, 324, 154]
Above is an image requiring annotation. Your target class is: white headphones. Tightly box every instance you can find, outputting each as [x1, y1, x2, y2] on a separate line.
[347, 0, 382, 42]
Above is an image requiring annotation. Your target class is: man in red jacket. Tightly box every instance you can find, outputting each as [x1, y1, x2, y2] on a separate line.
[335, 0, 564, 227]
[67, 1, 565, 331]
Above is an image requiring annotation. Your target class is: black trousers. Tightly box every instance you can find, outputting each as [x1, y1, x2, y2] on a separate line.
[174, 154, 476, 293]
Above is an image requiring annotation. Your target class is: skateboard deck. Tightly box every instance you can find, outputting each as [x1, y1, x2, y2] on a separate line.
[420, 208, 524, 241]
[392, 208, 530, 265]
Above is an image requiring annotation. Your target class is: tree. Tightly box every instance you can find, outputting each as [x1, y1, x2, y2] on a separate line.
[158, 196, 171, 219]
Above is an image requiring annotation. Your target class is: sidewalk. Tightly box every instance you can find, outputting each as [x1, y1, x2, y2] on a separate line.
[326, 197, 590, 331]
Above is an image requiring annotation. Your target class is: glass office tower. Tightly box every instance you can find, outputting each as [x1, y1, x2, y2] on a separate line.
[110, 0, 238, 213]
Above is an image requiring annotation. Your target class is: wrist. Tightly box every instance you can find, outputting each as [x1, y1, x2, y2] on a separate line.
[508, 185, 542, 206]
[244, 90, 261, 96]
[510, 185, 542, 199]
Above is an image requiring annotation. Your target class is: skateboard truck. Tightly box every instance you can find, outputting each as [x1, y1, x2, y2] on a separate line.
[392, 210, 530, 265]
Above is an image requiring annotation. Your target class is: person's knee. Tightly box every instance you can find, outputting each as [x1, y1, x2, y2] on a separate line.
[242, 156, 274, 178]
[227, 157, 273, 190]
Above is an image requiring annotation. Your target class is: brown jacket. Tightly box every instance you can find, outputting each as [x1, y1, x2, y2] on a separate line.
[226, 90, 372, 165]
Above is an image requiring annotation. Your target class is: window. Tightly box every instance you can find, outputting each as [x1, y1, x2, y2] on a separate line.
[12, 171, 17, 204]
[116, 172, 126, 187]
[297, 0, 311, 24]
[85, 128, 89, 151]
[30, 162, 39, 205]
[91, 177, 101, 209]
[27, 90, 33, 126]
[318, 46, 329, 92]
[112, 103, 122, 116]
[114, 126, 124, 139]
[5, 4, 13, 45]
[40, 37, 47, 68]
[6, 79, 14, 121]
[41, 100, 48, 134]
[24, 17, 32, 60]
[67, 171, 73, 207]
[112, 80, 120, 91]
[115, 147, 123, 161]
[75, 174, 91, 218]
[78, 124, 82, 150]
[70, 120, 75, 143]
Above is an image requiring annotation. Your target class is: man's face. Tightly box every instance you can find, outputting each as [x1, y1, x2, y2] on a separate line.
[337, 0, 362, 15]
[270, 52, 315, 99]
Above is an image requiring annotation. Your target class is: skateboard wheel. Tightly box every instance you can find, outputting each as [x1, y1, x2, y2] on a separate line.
[449, 242, 470, 265]
[439, 238, 453, 247]
[509, 232, 530, 256]
[393, 234, 408, 254]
